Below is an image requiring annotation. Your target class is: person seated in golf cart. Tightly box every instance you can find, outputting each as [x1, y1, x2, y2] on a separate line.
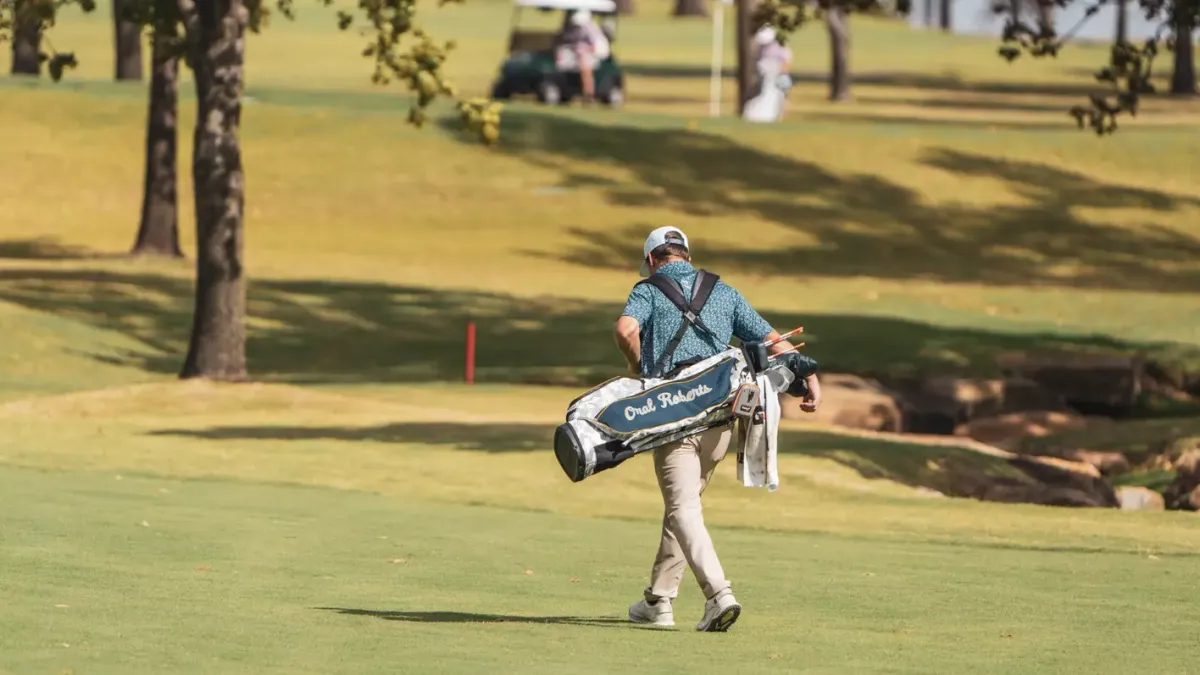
[555, 9, 610, 101]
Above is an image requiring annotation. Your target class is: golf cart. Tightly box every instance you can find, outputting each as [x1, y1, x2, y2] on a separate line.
[489, 0, 625, 107]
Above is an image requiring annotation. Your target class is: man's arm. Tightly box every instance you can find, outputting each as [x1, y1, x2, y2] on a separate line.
[616, 283, 653, 376]
[614, 316, 642, 375]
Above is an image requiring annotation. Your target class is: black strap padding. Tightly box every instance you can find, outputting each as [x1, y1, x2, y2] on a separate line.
[636, 269, 721, 377]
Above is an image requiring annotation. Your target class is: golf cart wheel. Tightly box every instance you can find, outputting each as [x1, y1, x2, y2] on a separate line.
[490, 80, 511, 100]
[601, 84, 624, 108]
[537, 79, 563, 105]
[597, 76, 624, 108]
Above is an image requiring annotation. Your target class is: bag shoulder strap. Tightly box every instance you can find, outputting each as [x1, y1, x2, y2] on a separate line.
[636, 269, 722, 377]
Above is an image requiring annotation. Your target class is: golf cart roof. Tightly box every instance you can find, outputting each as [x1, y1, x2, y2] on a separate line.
[513, 0, 617, 12]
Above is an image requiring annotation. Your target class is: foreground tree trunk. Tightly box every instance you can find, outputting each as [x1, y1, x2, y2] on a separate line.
[113, 0, 144, 80]
[10, 2, 41, 76]
[1035, 0, 1053, 36]
[826, 6, 851, 101]
[673, 0, 708, 17]
[132, 12, 182, 257]
[938, 0, 952, 31]
[180, 0, 249, 380]
[1171, 10, 1197, 96]
[1115, 0, 1128, 44]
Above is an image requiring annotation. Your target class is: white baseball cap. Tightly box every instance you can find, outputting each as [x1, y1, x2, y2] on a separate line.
[639, 226, 689, 277]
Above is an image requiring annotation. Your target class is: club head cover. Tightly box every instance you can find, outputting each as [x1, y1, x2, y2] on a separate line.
[774, 351, 819, 398]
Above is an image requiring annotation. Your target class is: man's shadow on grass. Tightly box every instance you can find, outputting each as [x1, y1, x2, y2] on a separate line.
[317, 607, 651, 630]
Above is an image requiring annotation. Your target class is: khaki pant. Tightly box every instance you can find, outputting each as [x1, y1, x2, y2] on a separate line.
[644, 425, 733, 602]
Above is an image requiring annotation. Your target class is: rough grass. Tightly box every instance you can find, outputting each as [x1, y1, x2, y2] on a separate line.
[2, 1, 1199, 386]
[1, 90, 1198, 384]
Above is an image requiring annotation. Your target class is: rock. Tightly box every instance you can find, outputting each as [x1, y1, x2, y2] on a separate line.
[1145, 360, 1200, 399]
[781, 373, 903, 432]
[982, 483, 1117, 508]
[880, 376, 1005, 434]
[1000, 377, 1070, 414]
[1185, 486, 1200, 511]
[1116, 486, 1166, 511]
[924, 377, 1005, 411]
[1175, 449, 1200, 481]
[1019, 455, 1102, 479]
[1065, 450, 1131, 476]
[942, 377, 1005, 419]
[1007, 455, 1119, 507]
[996, 351, 1143, 416]
[954, 411, 1090, 450]
[935, 454, 1117, 508]
[1164, 450, 1200, 510]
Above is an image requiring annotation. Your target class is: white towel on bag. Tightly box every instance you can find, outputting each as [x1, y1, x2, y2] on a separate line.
[737, 373, 781, 491]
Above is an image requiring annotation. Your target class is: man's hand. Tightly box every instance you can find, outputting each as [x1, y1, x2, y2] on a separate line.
[799, 374, 821, 413]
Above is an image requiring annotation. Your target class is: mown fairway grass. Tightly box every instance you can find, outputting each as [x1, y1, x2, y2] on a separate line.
[2, 464, 1197, 675]
[2, 1, 1200, 672]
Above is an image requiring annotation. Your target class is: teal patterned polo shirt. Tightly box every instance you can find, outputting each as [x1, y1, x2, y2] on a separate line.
[621, 261, 774, 377]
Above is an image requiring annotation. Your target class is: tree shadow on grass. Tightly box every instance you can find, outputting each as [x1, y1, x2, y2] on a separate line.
[439, 110, 1200, 293]
[148, 419, 1003, 492]
[0, 237, 111, 260]
[623, 64, 1104, 98]
[778, 428, 1018, 490]
[149, 421, 557, 452]
[149, 418, 1031, 500]
[0, 268, 1195, 385]
[317, 607, 638, 630]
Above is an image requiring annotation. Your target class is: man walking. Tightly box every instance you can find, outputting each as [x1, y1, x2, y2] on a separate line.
[613, 226, 821, 632]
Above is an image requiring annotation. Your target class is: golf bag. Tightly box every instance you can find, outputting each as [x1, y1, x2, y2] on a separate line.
[552, 269, 818, 483]
[554, 348, 750, 482]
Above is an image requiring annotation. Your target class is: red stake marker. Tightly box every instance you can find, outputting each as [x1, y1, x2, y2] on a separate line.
[465, 321, 476, 385]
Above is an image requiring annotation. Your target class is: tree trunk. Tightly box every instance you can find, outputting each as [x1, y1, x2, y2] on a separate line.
[1171, 10, 1197, 96]
[1035, 0, 1053, 36]
[180, 0, 248, 380]
[132, 13, 181, 258]
[1115, 0, 1128, 44]
[10, 1, 41, 76]
[923, 0, 933, 26]
[938, 0, 952, 31]
[673, 0, 708, 17]
[735, 0, 755, 114]
[826, 6, 851, 101]
[113, 0, 144, 80]
[613, 0, 634, 15]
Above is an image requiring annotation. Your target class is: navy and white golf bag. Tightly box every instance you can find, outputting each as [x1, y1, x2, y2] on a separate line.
[551, 268, 818, 483]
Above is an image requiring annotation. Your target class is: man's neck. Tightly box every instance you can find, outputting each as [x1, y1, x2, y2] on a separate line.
[655, 258, 691, 271]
